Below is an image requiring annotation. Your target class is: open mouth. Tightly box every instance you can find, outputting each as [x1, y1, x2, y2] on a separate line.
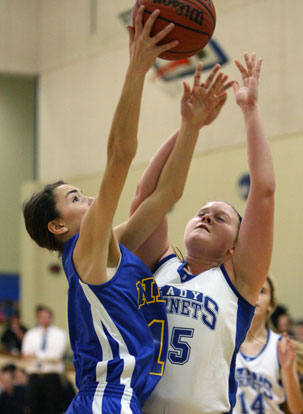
[197, 224, 210, 233]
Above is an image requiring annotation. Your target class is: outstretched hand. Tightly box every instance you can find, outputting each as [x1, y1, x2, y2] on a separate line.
[181, 63, 232, 129]
[278, 333, 297, 374]
[127, 6, 178, 75]
[233, 51, 263, 109]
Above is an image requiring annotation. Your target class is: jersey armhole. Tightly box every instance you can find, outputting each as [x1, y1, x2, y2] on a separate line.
[220, 263, 255, 313]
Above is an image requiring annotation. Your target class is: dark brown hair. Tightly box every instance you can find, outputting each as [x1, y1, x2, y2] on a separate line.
[23, 181, 66, 253]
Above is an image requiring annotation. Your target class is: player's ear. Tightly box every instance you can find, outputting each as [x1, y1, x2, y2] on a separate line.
[48, 220, 68, 235]
[227, 244, 236, 256]
[222, 246, 235, 263]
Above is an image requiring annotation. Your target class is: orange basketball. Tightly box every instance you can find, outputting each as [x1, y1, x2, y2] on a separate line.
[132, 0, 216, 60]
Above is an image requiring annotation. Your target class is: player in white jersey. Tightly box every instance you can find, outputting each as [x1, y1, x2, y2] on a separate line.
[234, 277, 303, 414]
[129, 52, 276, 413]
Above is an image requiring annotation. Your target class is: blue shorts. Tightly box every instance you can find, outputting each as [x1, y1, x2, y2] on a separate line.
[66, 383, 141, 414]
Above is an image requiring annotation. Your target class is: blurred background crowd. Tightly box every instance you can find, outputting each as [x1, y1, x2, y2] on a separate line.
[0, 297, 301, 414]
[0, 301, 75, 414]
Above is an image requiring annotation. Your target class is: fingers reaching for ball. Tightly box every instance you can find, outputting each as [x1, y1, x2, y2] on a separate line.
[128, 6, 179, 73]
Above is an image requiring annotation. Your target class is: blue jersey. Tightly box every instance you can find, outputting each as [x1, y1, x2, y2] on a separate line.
[62, 234, 168, 414]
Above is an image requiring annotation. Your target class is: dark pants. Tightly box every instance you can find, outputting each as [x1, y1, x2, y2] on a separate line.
[27, 373, 63, 414]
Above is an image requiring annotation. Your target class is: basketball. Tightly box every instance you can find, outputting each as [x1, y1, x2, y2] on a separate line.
[132, 0, 216, 60]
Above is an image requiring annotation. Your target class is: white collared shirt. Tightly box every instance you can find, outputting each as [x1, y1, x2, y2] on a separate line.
[22, 325, 67, 374]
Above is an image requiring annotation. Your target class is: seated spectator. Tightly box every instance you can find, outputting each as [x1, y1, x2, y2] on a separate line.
[277, 312, 294, 337]
[1, 312, 27, 355]
[271, 304, 295, 337]
[14, 367, 28, 387]
[294, 320, 303, 343]
[22, 305, 67, 414]
[0, 363, 27, 414]
[61, 374, 76, 413]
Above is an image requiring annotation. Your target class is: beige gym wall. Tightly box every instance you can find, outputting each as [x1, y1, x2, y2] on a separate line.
[0, 0, 39, 74]
[1, 0, 302, 328]
[0, 75, 35, 273]
[37, 0, 303, 181]
[20, 130, 303, 329]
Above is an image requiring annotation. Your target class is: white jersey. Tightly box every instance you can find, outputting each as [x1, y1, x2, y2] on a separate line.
[234, 330, 285, 414]
[143, 255, 255, 414]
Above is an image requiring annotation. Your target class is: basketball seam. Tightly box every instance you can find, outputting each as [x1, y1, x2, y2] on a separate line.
[134, 0, 214, 36]
[162, 45, 208, 55]
[141, 8, 212, 38]
[193, 0, 216, 26]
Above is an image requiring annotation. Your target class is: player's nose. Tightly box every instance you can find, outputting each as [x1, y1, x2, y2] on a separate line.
[202, 213, 212, 224]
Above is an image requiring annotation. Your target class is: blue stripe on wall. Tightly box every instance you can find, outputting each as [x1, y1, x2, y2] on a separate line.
[0, 274, 19, 301]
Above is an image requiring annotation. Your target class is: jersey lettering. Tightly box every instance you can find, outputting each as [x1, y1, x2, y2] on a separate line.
[137, 277, 164, 308]
[239, 392, 265, 414]
[236, 368, 273, 399]
[168, 327, 194, 365]
[161, 285, 219, 330]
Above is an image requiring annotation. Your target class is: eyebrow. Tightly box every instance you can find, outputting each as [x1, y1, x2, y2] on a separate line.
[198, 209, 230, 219]
[65, 189, 82, 199]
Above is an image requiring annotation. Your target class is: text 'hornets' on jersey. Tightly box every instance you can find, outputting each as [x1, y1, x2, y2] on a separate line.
[236, 367, 274, 399]
[161, 285, 219, 330]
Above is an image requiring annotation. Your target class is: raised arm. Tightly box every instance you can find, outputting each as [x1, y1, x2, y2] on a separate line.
[228, 52, 275, 304]
[118, 64, 232, 268]
[73, 7, 178, 284]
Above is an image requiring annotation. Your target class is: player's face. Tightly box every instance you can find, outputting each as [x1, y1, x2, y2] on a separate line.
[184, 201, 240, 260]
[54, 184, 95, 235]
[255, 280, 272, 318]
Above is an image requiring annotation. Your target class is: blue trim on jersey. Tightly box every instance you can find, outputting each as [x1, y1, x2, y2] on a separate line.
[152, 254, 176, 273]
[277, 333, 283, 369]
[220, 263, 255, 412]
[240, 328, 271, 362]
[224, 264, 255, 413]
[227, 303, 255, 413]
[177, 261, 198, 283]
[220, 264, 255, 313]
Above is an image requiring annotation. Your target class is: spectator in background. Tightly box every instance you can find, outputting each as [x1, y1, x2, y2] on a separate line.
[1, 300, 15, 321]
[270, 304, 295, 337]
[0, 363, 27, 414]
[294, 320, 303, 343]
[1, 312, 27, 355]
[22, 305, 67, 414]
[277, 312, 294, 337]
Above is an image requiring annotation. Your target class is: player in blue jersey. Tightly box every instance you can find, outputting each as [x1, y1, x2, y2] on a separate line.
[22, 6, 231, 414]
[129, 52, 276, 414]
[234, 276, 303, 414]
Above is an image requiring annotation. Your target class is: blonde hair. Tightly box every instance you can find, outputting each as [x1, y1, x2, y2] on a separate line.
[171, 244, 184, 262]
[291, 340, 303, 375]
